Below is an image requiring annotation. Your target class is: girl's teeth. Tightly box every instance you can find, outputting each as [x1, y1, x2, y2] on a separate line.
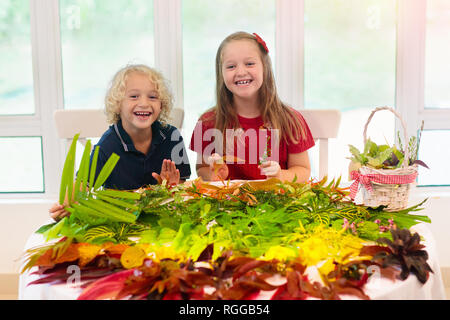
[236, 80, 251, 85]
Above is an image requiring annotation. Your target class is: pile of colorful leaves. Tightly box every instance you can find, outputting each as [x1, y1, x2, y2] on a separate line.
[20, 136, 433, 300]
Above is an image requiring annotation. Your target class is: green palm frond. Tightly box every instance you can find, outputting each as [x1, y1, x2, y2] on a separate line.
[83, 226, 116, 243]
[310, 210, 331, 225]
[74, 139, 92, 201]
[59, 134, 79, 205]
[334, 206, 370, 221]
[83, 223, 149, 244]
[56, 136, 143, 225]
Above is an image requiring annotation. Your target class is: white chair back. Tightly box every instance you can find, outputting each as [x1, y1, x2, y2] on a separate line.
[54, 109, 108, 150]
[54, 108, 185, 151]
[169, 108, 184, 129]
[299, 109, 341, 180]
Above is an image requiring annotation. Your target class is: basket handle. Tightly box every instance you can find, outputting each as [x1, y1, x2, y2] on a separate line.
[363, 106, 409, 168]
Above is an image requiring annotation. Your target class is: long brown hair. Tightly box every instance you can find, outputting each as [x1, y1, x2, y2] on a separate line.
[210, 31, 307, 145]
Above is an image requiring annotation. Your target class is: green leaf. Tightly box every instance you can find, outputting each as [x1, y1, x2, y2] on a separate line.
[348, 144, 361, 159]
[78, 198, 137, 223]
[71, 203, 111, 222]
[93, 153, 120, 190]
[367, 156, 382, 168]
[158, 216, 181, 231]
[42, 217, 67, 241]
[377, 147, 394, 164]
[35, 222, 57, 234]
[364, 139, 378, 156]
[59, 134, 79, 205]
[378, 144, 390, 152]
[68, 205, 108, 226]
[89, 146, 99, 190]
[187, 237, 209, 261]
[83, 226, 116, 243]
[158, 228, 177, 244]
[94, 193, 140, 212]
[74, 139, 92, 201]
[173, 223, 193, 251]
[348, 144, 367, 164]
[95, 189, 141, 200]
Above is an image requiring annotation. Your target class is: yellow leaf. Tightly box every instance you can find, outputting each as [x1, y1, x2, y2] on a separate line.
[78, 243, 102, 267]
[245, 178, 282, 191]
[264, 246, 297, 261]
[120, 246, 147, 269]
[143, 244, 185, 262]
[318, 259, 335, 278]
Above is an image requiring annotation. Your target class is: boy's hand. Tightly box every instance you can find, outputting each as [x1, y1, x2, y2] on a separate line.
[259, 160, 281, 178]
[153, 159, 180, 185]
[49, 203, 70, 221]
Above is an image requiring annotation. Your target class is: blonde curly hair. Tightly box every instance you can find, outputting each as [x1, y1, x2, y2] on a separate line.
[104, 64, 173, 126]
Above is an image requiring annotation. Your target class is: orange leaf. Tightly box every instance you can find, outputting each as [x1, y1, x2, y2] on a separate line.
[54, 244, 80, 264]
[35, 249, 55, 267]
[103, 243, 130, 255]
[78, 243, 102, 267]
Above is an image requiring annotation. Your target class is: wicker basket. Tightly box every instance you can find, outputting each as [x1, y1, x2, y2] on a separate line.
[356, 106, 418, 212]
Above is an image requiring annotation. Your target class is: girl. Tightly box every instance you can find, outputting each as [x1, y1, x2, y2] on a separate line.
[50, 64, 191, 220]
[190, 32, 315, 182]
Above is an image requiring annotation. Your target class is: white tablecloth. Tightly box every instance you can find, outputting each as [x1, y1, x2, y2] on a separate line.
[18, 223, 446, 300]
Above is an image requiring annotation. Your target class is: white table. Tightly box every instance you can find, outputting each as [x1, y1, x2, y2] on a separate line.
[18, 223, 446, 300]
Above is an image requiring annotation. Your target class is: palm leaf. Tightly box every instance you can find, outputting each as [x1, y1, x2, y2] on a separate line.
[96, 189, 141, 200]
[89, 146, 99, 190]
[78, 198, 137, 223]
[311, 211, 330, 225]
[74, 139, 92, 200]
[59, 134, 79, 205]
[42, 217, 67, 241]
[93, 153, 120, 190]
[83, 226, 116, 243]
[94, 193, 140, 212]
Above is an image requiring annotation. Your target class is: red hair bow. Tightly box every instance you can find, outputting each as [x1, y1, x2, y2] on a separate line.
[253, 33, 269, 53]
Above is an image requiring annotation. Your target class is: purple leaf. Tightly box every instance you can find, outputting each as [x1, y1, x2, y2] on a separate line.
[413, 160, 429, 169]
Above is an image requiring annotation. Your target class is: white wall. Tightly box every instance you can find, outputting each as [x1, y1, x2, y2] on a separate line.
[0, 187, 449, 275]
[410, 187, 450, 268]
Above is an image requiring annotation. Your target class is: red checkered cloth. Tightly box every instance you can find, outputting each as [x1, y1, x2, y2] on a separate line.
[349, 170, 418, 200]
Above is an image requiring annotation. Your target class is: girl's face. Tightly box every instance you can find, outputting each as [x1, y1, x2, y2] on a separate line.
[120, 72, 161, 134]
[221, 40, 264, 101]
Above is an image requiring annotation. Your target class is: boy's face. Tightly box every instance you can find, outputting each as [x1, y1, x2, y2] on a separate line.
[120, 72, 161, 134]
[221, 39, 264, 101]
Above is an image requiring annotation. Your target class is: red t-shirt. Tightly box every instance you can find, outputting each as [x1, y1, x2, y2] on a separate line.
[189, 108, 315, 180]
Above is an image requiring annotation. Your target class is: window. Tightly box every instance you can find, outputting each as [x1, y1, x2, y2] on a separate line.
[416, 0, 450, 186]
[304, 0, 397, 180]
[0, 137, 44, 192]
[0, 0, 45, 193]
[60, 0, 155, 110]
[425, 0, 450, 109]
[0, 0, 34, 116]
[418, 130, 450, 186]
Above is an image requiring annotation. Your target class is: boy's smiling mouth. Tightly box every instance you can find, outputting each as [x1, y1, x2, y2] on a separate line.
[134, 111, 153, 118]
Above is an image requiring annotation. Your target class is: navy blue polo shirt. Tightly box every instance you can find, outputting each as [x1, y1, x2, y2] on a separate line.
[90, 120, 191, 190]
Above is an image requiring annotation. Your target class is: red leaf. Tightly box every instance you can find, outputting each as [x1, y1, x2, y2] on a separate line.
[77, 269, 134, 300]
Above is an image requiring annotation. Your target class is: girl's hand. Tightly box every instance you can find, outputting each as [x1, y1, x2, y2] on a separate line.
[259, 160, 281, 179]
[207, 153, 229, 181]
[153, 159, 180, 185]
[49, 203, 70, 221]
